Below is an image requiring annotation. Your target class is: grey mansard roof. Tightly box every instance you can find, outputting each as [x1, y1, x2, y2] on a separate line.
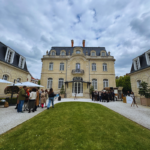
[130, 51, 150, 73]
[0, 41, 28, 72]
[49, 46, 108, 56]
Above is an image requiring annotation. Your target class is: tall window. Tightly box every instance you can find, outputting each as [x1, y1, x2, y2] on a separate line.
[103, 63, 107, 71]
[76, 50, 80, 54]
[135, 60, 139, 70]
[18, 56, 25, 69]
[60, 63, 64, 71]
[91, 52, 95, 56]
[20, 58, 24, 68]
[102, 52, 105, 56]
[103, 79, 108, 88]
[52, 51, 55, 56]
[92, 79, 97, 90]
[76, 63, 80, 70]
[137, 80, 141, 88]
[6, 51, 13, 63]
[49, 63, 53, 70]
[92, 63, 96, 71]
[58, 78, 64, 89]
[47, 78, 52, 89]
[3, 75, 9, 80]
[61, 51, 65, 56]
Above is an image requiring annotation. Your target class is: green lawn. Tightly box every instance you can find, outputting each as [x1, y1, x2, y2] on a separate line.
[0, 102, 150, 150]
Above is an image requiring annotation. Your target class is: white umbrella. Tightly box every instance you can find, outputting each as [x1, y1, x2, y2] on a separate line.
[0, 79, 12, 84]
[10, 81, 44, 87]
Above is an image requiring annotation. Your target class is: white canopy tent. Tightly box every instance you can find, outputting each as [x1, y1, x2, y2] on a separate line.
[0, 79, 12, 84]
[9, 81, 44, 87]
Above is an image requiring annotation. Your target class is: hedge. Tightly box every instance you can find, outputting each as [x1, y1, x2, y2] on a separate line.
[0, 97, 17, 105]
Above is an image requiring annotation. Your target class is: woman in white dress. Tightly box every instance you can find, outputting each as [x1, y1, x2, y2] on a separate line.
[130, 92, 138, 108]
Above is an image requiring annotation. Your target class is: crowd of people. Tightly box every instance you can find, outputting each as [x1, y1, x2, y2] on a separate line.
[92, 91, 115, 102]
[16, 86, 57, 113]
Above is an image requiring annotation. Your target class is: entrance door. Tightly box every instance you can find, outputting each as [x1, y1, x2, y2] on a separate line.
[72, 82, 83, 96]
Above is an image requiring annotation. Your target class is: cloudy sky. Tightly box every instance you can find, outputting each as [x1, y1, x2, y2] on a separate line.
[0, 0, 150, 79]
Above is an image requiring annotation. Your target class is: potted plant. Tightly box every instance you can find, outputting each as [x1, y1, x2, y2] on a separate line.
[60, 85, 65, 98]
[138, 81, 150, 106]
[89, 86, 94, 98]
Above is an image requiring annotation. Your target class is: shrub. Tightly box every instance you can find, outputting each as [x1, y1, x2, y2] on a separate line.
[60, 85, 65, 95]
[89, 86, 94, 95]
[138, 81, 150, 98]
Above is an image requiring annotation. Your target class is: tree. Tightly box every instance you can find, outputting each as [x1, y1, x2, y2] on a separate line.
[116, 75, 131, 94]
[139, 81, 150, 98]
[89, 86, 94, 95]
[38, 80, 40, 85]
[60, 85, 65, 95]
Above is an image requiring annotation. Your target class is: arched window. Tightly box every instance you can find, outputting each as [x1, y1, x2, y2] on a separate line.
[76, 50, 80, 54]
[103, 79, 108, 88]
[61, 51, 65, 56]
[91, 52, 96, 56]
[47, 78, 53, 89]
[52, 51, 55, 56]
[49, 62, 53, 70]
[92, 63, 96, 71]
[60, 63, 64, 71]
[103, 63, 107, 71]
[137, 80, 141, 88]
[102, 52, 105, 56]
[17, 78, 21, 82]
[58, 78, 64, 89]
[92, 79, 97, 90]
[2, 74, 9, 81]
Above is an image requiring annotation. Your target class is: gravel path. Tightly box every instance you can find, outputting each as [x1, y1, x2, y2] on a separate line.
[0, 99, 150, 135]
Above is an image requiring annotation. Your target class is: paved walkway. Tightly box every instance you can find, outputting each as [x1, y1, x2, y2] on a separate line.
[0, 98, 150, 135]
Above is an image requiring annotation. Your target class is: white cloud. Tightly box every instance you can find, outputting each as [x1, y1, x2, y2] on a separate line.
[0, 0, 150, 78]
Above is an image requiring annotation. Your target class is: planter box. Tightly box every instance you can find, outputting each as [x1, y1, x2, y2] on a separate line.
[140, 98, 150, 106]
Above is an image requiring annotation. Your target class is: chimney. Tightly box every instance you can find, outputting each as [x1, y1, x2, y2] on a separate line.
[71, 40, 74, 47]
[82, 40, 85, 47]
[108, 51, 110, 56]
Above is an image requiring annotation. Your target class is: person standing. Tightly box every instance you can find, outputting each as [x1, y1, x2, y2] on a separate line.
[35, 89, 39, 111]
[99, 91, 102, 102]
[17, 86, 27, 113]
[131, 92, 138, 108]
[45, 89, 48, 107]
[47, 88, 56, 109]
[40, 91, 45, 108]
[28, 88, 37, 113]
[92, 91, 94, 101]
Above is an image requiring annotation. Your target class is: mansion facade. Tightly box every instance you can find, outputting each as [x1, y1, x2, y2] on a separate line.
[0, 41, 31, 97]
[41, 40, 116, 98]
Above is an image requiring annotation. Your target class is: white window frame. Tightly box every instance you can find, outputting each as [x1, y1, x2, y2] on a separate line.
[101, 52, 105, 56]
[51, 51, 55, 56]
[103, 63, 107, 71]
[60, 63, 64, 71]
[91, 52, 96, 56]
[2, 74, 9, 81]
[76, 63, 80, 69]
[61, 51, 65, 56]
[103, 79, 108, 88]
[49, 63, 53, 70]
[137, 80, 141, 88]
[92, 79, 97, 90]
[58, 78, 64, 89]
[17, 78, 21, 82]
[133, 57, 141, 70]
[47, 78, 53, 89]
[5, 47, 15, 64]
[18, 56, 25, 69]
[76, 50, 80, 54]
[92, 63, 96, 71]
[145, 50, 150, 65]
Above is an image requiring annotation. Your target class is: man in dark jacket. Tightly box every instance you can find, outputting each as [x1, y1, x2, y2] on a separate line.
[92, 91, 94, 101]
[111, 91, 115, 101]
[17, 86, 27, 113]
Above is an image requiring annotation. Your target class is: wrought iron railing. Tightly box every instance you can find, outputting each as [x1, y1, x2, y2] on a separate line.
[72, 69, 84, 74]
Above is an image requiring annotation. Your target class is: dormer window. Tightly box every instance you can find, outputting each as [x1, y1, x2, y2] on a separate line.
[76, 50, 80, 54]
[61, 52, 65, 56]
[91, 52, 96, 56]
[133, 57, 140, 70]
[145, 50, 150, 65]
[52, 51, 55, 56]
[102, 52, 105, 56]
[5, 48, 15, 64]
[18, 56, 25, 69]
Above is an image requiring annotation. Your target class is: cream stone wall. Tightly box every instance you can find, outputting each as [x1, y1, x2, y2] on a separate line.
[0, 61, 28, 98]
[130, 68, 150, 104]
[41, 48, 116, 98]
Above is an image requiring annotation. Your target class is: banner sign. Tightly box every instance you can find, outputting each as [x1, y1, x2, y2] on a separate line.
[126, 96, 133, 104]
